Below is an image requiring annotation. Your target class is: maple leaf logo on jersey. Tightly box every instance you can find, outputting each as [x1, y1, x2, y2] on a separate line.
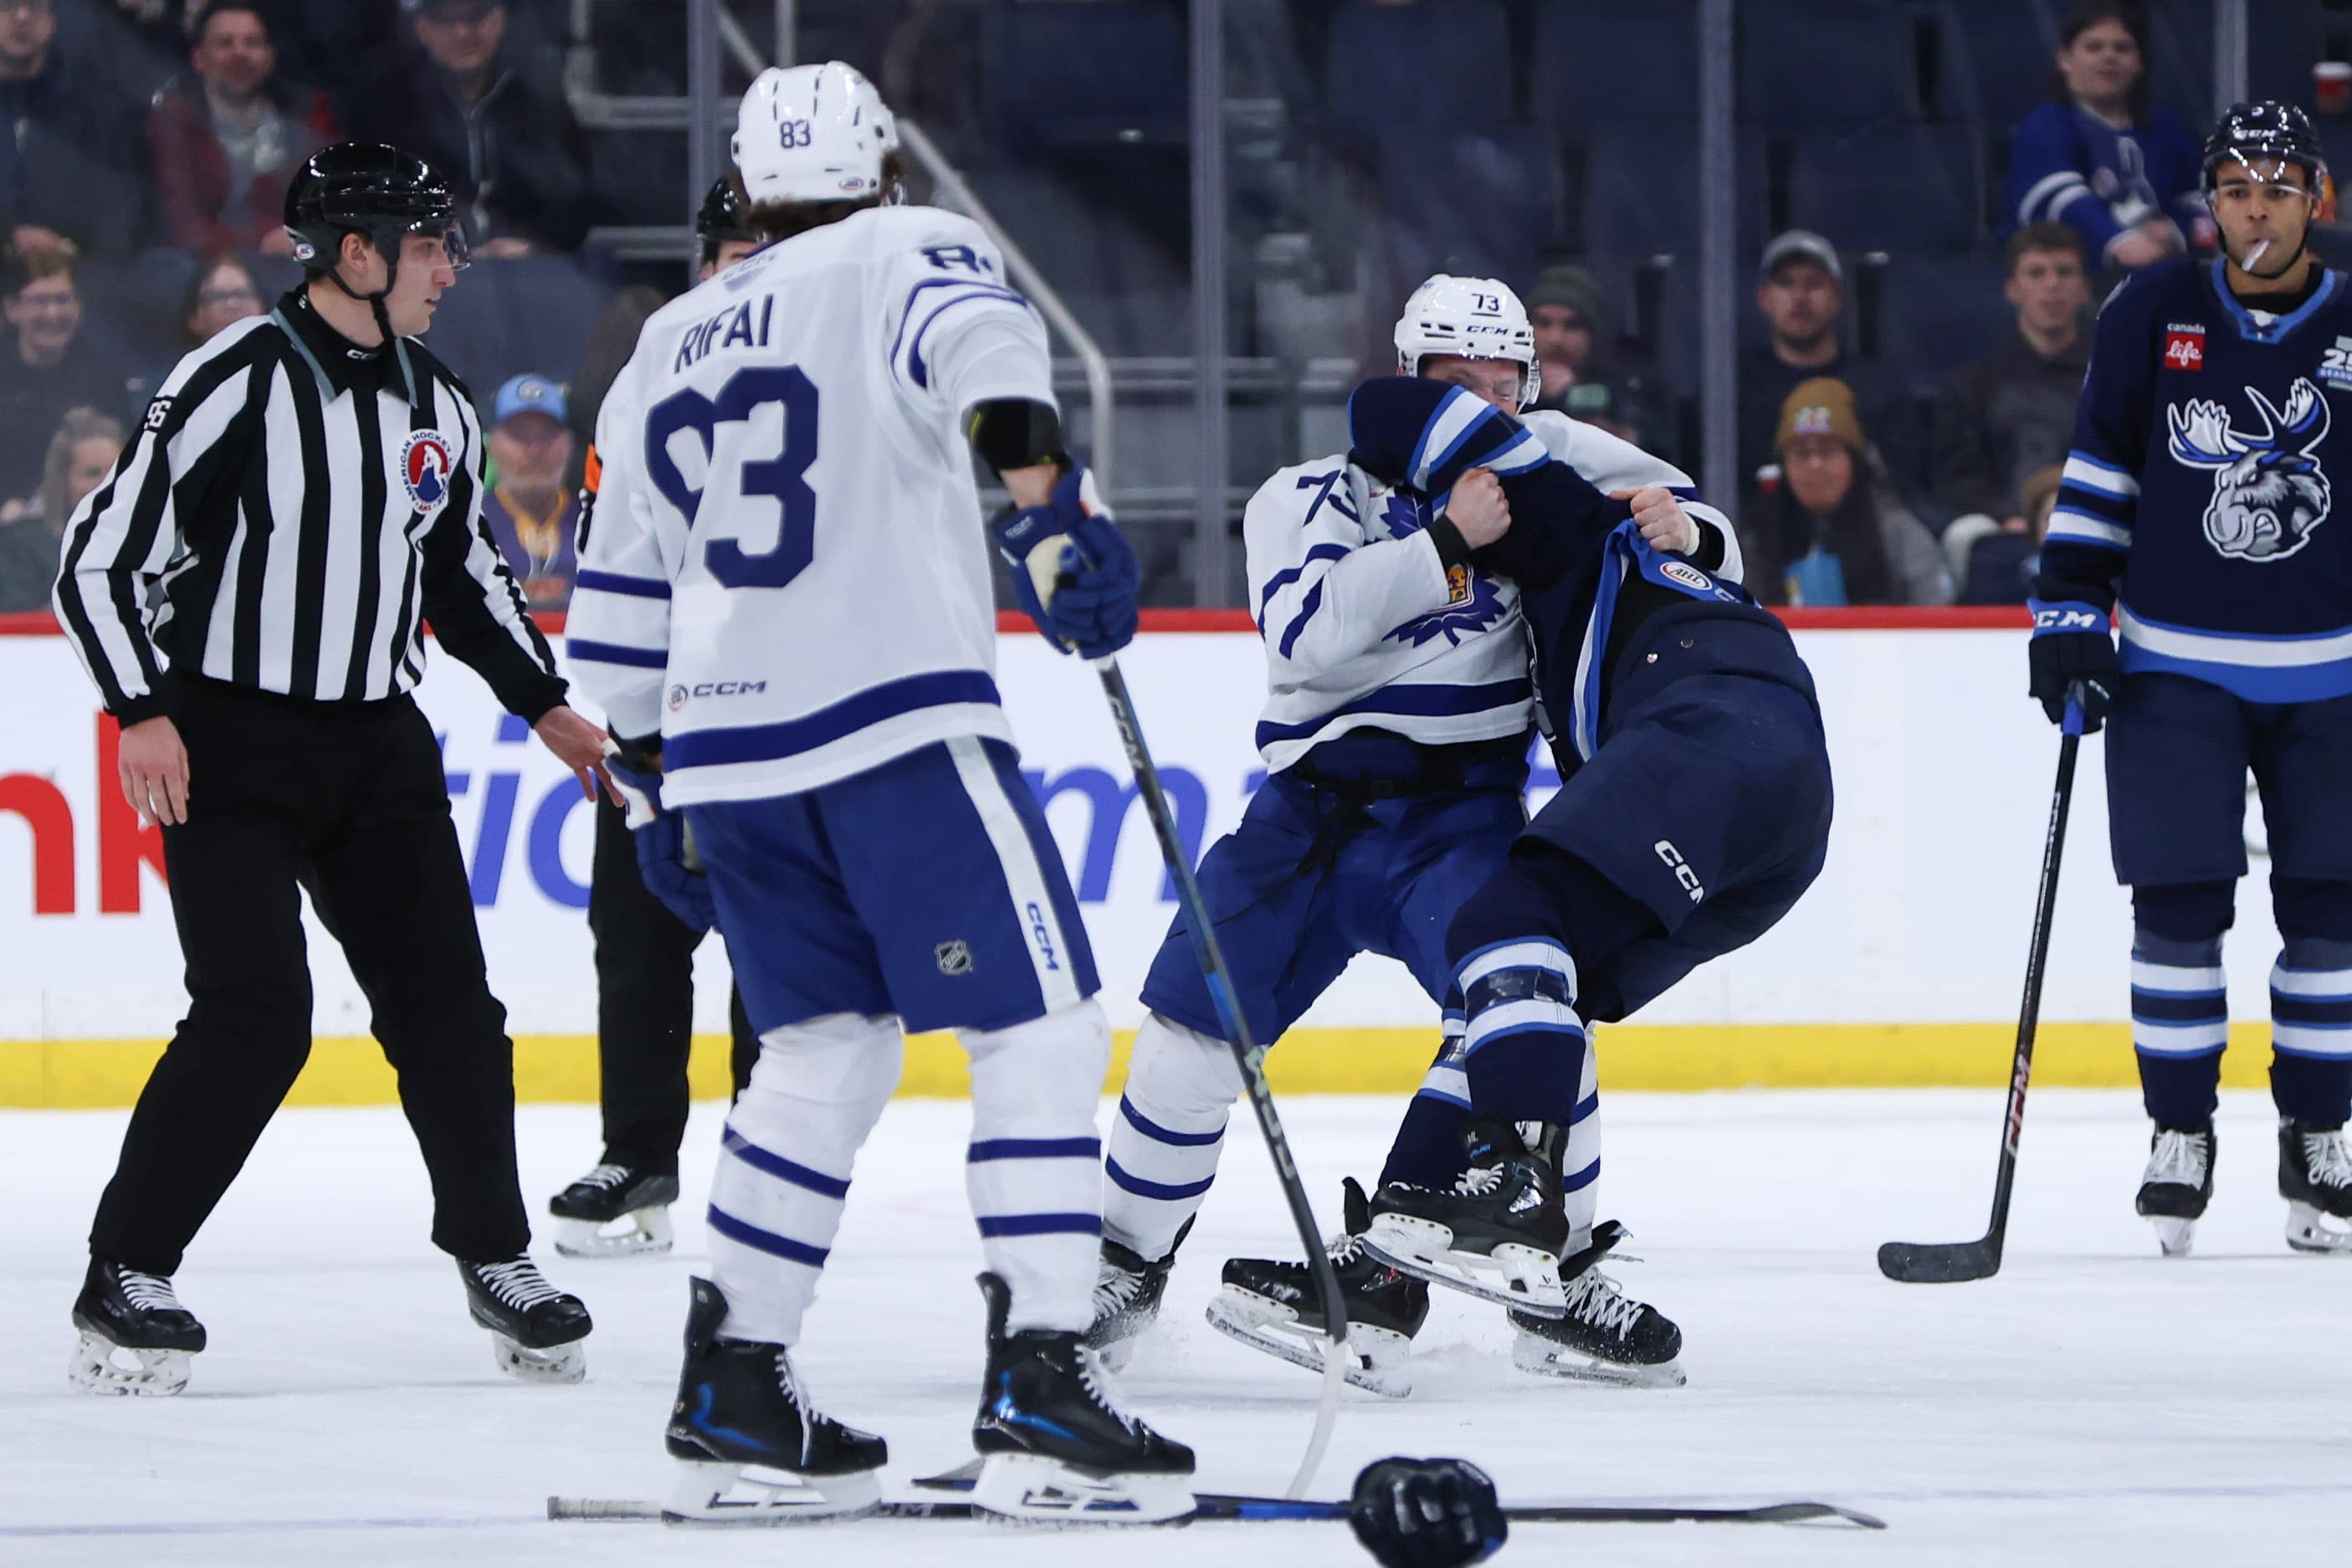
[2165, 378, 2333, 562]
[1373, 491, 1511, 647]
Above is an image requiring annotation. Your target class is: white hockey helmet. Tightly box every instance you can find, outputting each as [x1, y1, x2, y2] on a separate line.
[1393, 274, 1540, 410]
[732, 62, 902, 208]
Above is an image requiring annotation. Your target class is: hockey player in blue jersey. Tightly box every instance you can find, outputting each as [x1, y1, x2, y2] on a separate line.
[2029, 100, 2352, 1257]
[1085, 277, 1746, 1394]
[566, 64, 1191, 1523]
[1333, 375, 1831, 1385]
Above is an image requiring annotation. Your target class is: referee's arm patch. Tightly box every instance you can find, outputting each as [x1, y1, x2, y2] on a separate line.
[141, 395, 174, 433]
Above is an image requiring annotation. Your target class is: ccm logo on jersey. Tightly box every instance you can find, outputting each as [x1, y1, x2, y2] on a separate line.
[2164, 325, 2206, 372]
[665, 680, 768, 710]
[1025, 901, 1063, 972]
[1653, 840, 1704, 903]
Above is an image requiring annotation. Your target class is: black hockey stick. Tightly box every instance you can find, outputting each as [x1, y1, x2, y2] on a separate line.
[1090, 654, 1352, 1494]
[1878, 689, 2085, 1284]
[546, 1490, 1887, 1530]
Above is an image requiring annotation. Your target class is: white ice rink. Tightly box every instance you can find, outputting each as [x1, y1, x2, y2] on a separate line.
[2, 1088, 2344, 1567]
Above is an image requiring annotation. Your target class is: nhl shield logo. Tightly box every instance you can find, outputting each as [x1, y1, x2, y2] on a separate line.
[935, 940, 975, 976]
[400, 429, 456, 518]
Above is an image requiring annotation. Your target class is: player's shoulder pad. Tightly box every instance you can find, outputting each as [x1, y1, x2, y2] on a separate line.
[875, 205, 1013, 284]
[2094, 255, 2201, 323]
[1245, 453, 1364, 525]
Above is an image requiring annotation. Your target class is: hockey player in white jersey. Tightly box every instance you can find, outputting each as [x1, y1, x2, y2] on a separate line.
[565, 64, 1190, 1524]
[1087, 276, 1737, 1394]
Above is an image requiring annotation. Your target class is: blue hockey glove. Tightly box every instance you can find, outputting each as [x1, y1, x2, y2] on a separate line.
[2027, 599, 2119, 733]
[603, 742, 717, 933]
[991, 465, 1140, 660]
[1348, 1458, 1507, 1568]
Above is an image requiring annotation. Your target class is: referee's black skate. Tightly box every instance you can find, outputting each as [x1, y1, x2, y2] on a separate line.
[2135, 1122, 2215, 1257]
[549, 1163, 680, 1258]
[2278, 1118, 2352, 1254]
[1207, 1177, 1429, 1397]
[1362, 1116, 1572, 1316]
[458, 1257, 591, 1383]
[971, 1271, 1195, 1524]
[1083, 1217, 1190, 1371]
[69, 1259, 206, 1396]
[664, 1277, 887, 1524]
[1509, 1222, 1686, 1387]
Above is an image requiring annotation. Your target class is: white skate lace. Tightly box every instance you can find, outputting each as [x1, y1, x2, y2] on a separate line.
[118, 1270, 182, 1314]
[1561, 1269, 1647, 1342]
[574, 1163, 633, 1192]
[2147, 1129, 2211, 1188]
[1453, 1165, 1504, 1198]
[1092, 1257, 1146, 1316]
[771, 1349, 818, 1417]
[1074, 1345, 1141, 1434]
[475, 1258, 566, 1312]
[2302, 1129, 2352, 1191]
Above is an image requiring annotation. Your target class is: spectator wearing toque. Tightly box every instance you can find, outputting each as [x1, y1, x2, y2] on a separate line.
[0, 0, 146, 257]
[146, 3, 336, 259]
[1930, 223, 2093, 542]
[1951, 461, 2061, 607]
[350, 0, 590, 256]
[1524, 262, 1675, 460]
[2005, 1, 2208, 271]
[480, 372, 577, 611]
[1748, 377, 1951, 608]
[0, 404, 124, 610]
[1738, 230, 1919, 524]
[0, 245, 134, 506]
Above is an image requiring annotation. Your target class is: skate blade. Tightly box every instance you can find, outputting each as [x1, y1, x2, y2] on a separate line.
[68, 1331, 192, 1397]
[662, 1459, 881, 1525]
[2147, 1216, 2196, 1258]
[553, 1208, 674, 1258]
[1203, 1290, 1411, 1397]
[491, 1333, 587, 1385]
[1362, 1217, 1566, 1317]
[2285, 1202, 2352, 1254]
[1510, 1330, 1687, 1389]
[969, 1453, 1194, 1526]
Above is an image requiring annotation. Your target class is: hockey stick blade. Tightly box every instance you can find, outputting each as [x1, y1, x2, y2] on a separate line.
[904, 1470, 1886, 1530]
[1876, 1237, 2001, 1284]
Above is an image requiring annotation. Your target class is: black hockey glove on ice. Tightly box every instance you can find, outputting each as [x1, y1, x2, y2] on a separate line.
[2026, 600, 2119, 733]
[1348, 1458, 1507, 1568]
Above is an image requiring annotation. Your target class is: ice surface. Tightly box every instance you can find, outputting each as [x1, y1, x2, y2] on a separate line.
[2, 1089, 2344, 1566]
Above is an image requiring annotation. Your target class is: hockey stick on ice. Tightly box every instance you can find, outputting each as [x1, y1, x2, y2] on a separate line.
[1091, 653, 1350, 1499]
[1878, 688, 2085, 1284]
[546, 1489, 1888, 1530]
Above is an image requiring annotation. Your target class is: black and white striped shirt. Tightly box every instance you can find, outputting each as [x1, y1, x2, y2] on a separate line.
[53, 290, 565, 726]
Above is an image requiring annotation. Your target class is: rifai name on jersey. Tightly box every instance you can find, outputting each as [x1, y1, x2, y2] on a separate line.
[674, 295, 778, 373]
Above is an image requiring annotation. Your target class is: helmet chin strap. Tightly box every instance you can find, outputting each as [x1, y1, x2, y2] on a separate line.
[322, 242, 399, 346]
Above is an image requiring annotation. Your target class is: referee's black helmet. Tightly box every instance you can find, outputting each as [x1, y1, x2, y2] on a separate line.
[2203, 101, 2329, 191]
[695, 176, 756, 245]
[284, 142, 469, 274]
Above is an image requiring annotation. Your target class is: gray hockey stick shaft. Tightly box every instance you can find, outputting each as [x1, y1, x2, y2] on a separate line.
[1091, 654, 1350, 1498]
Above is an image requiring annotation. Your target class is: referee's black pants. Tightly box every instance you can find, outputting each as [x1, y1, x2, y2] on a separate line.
[587, 794, 756, 1179]
[90, 675, 531, 1275]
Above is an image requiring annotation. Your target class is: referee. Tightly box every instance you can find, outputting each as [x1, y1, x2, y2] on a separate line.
[51, 144, 602, 1395]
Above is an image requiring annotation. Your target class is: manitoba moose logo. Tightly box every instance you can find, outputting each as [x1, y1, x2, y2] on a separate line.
[2165, 377, 2333, 562]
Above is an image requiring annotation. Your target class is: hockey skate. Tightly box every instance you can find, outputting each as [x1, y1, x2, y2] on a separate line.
[2278, 1119, 2352, 1254]
[69, 1259, 205, 1396]
[1509, 1222, 1685, 1388]
[549, 1163, 680, 1258]
[2135, 1123, 2215, 1257]
[1206, 1177, 1428, 1397]
[664, 1277, 887, 1524]
[970, 1272, 1195, 1524]
[1361, 1117, 1571, 1316]
[1083, 1217, 1189, 1371]
[459, 1257, 591, 1382]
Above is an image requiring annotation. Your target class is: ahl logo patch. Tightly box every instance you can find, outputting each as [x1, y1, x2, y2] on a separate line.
[1661, 560, 1714, 593]
[400, 429, 456, 516]
[667, 684, 689, 713]
[2164, 325, 2206, 372]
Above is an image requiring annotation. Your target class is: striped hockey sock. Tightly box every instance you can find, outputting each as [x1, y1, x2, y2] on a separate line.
[2130, 936, 2228, 1129]
[1103, 1014, 1240, 1263]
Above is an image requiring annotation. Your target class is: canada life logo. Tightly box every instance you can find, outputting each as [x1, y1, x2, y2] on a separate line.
[402, 429, 455, 517]
[2165, 325, 2206, 372]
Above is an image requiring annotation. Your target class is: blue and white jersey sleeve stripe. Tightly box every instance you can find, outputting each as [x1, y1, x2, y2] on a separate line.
[565, 346, 674, 742]
[1247, 462, 1453, 676]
